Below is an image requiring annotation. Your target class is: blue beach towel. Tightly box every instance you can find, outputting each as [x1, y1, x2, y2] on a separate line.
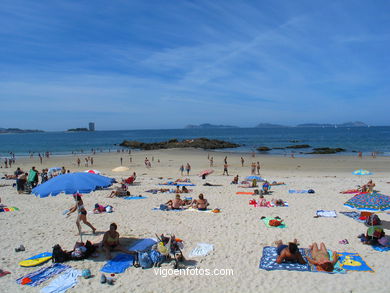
[100, 254, 134, 274]
[123, 196, 147, 200]
[101, 238, 157, 274]
[152, 207, 185, 212]
[16, 263, 70, 287]
[40, 268, 81, 293]
[339, 211, 365, 223]
[372, 245, 390, 252]
[289, 190, 310, 193]
[259, 246, 310, 272]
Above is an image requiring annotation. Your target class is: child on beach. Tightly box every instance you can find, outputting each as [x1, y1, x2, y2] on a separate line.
[67, 193, 96, 235]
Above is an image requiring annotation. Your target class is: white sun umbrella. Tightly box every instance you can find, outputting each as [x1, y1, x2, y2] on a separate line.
[112, 166, 129, 172]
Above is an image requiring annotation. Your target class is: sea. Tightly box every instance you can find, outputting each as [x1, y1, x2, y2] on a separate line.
[0, 127, 389, 157]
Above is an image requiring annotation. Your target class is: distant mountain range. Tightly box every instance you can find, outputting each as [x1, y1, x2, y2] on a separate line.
[185, 123, 239, 129]
[0, 128, 44, 133]
[185, 121, 369, 129]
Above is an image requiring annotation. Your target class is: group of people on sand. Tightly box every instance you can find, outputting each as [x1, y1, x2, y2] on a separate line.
[360, 180, 375, 193]
[165, 193, 209, 210]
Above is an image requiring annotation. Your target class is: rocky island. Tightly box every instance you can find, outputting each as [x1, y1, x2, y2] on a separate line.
[119, 138, 240, 150]
[0, 128, 43, 134]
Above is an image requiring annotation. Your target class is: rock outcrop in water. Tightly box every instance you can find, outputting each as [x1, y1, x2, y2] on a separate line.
[309, 147, 346, 154]
[119, 138, 240, 150]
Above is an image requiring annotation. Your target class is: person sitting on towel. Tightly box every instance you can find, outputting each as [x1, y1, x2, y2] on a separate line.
[102, 223, 139, 266]
[252, 179, 258, 187]
[275, 239, 306, 264]
[231, 175, 239, 184]
[108, 186, 130, 198]
[262, 181, 270, 193]
[306, 242, 339, 272]
[166, 194, 185, 210]
[192, 194, 209, 211]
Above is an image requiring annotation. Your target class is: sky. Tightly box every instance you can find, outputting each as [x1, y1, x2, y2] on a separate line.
[0, 0, 389, 130]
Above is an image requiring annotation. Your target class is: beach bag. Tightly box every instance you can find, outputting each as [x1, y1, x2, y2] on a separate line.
[150, 249, 163, 264]
[269, 219, 282, 227]
[52, 244, 71, 263]
[365, 214, 381, 226]
[138, 252, 153, 269]
[157, 241, 169, 255]
[308, 189, 315, 193]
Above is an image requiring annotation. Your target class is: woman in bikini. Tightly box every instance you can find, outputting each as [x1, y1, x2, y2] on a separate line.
[166, 194, 185, 210]
[306, 242, 339, 272]
[102, 223, 139, 265]
[67, 194, 96, 235]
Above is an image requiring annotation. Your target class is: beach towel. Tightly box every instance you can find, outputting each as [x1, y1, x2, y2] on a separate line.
[40, 268, 81, 293]
[269, 201, 289, 207]
[188, 243, 214, 258]
[340, 189, 360, 194]
[184, 207, 213, 213]
[289, 190, 310, 193]
[100, 254, 134, 274]
[101, 238, 157, 274]
[372, 245, 390, 252]
[337, 252, 374, 272]
[339, 211, 365, 223]
[0, 207, 19, 212]
[261, 217, 287, 228]
[0, 269, 10, 277]
[316, 210, 337, 218]
[152, 207, 185, 212]
[236, 192, 254, 195]
[259, 246, 310, 272]
[129, 238, 157, 252]
[305, 249, 346, 274]
[123, 196, 147, 200]
[16, 264, 70, 287]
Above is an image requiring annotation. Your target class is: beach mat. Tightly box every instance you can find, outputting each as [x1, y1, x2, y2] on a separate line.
[259, 246, 310, 272]
[101, 238, 157, 274]
[188, 243, 214, 258]
[305, 249, 346, 274]
[16, 263, 70, 287]
[100, 254, 134, 274]
[337, 252, 374, 272]
[236, 192, 254, 195]
[261, 217, 287, 228]
[289, 190, 311, 194]
[0, 207, 19, 212]
[316, 210, 337, 218]
[372, 245, 390, 252]
[123, 196, 147, 200]
[40, 268, 81, 293]
[339, 211, 365, 223]
[152, 207, 185, 212]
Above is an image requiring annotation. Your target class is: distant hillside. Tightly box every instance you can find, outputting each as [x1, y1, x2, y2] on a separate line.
[67, 128, 89, 132]
[255, 123, 288, 128]
[0, 128, 44, 133]
[185, 123, 239, 129]
[297, 121, 368, 128]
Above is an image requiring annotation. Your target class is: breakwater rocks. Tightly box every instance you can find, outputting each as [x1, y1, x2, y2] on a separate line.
[309, 147, 346, 154]
[119, 138, 240, 150]
[257, 145, 346, 154]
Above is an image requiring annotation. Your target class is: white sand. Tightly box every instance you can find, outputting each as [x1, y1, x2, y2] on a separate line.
[1, 149, 390, 293]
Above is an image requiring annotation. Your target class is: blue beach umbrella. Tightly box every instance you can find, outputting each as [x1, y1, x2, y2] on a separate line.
[352, 169, 372, 175]
[245, 176, 265, 181]
[344, 192, 390, 211]
[32, 172, 115, 198]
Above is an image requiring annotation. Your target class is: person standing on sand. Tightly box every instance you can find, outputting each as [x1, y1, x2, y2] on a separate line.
[186, 163, 191, 176]
[223, 163, 229, 176]
[180, 164, 184, 176]
[90, 157, 94, 166]
[85, 157, 88, 167]
[241, 157, 244, 167]
[358, 152, 362, 159]
[251, 162, 256, 175]
[256, 162, 261, 175]
[67, 193, 96, 236]
[120, 157, 123, 165]
[77, 158, 80, 167]
[210, 157, 214, 167]
[224, 156, 228, 164]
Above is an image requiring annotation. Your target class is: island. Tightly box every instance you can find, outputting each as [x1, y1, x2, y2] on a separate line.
[0, 128, 44, 134]
[119, 138, 240, 150]
[67, 128, 89, 132]
[297, 121, 368, 128]
[185, 123, 239, 129]
[255, 123, 288, 128]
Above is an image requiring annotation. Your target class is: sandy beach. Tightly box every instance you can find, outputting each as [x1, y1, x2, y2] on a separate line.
[1, 149, 390, 293]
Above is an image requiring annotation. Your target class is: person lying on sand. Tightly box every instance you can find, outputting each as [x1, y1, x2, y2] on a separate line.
[275, 239, 306, 264]
[108, 188, 130, 198]
[166, 194, 186, 210]
[306, 242, 339, 272]
[258, 195, 268, 207]
[102, 223, 139, 265]
[192, 194, 209, 211]
[271, 199, 285, 206]
[271, 181, 285, 186]
[175, 186, 190, 193]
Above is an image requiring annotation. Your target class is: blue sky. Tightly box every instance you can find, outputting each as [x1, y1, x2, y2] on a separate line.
[1, 0, 389, 130]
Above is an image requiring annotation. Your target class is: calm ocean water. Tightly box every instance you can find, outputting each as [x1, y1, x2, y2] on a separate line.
[0, 127, 389, 157]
